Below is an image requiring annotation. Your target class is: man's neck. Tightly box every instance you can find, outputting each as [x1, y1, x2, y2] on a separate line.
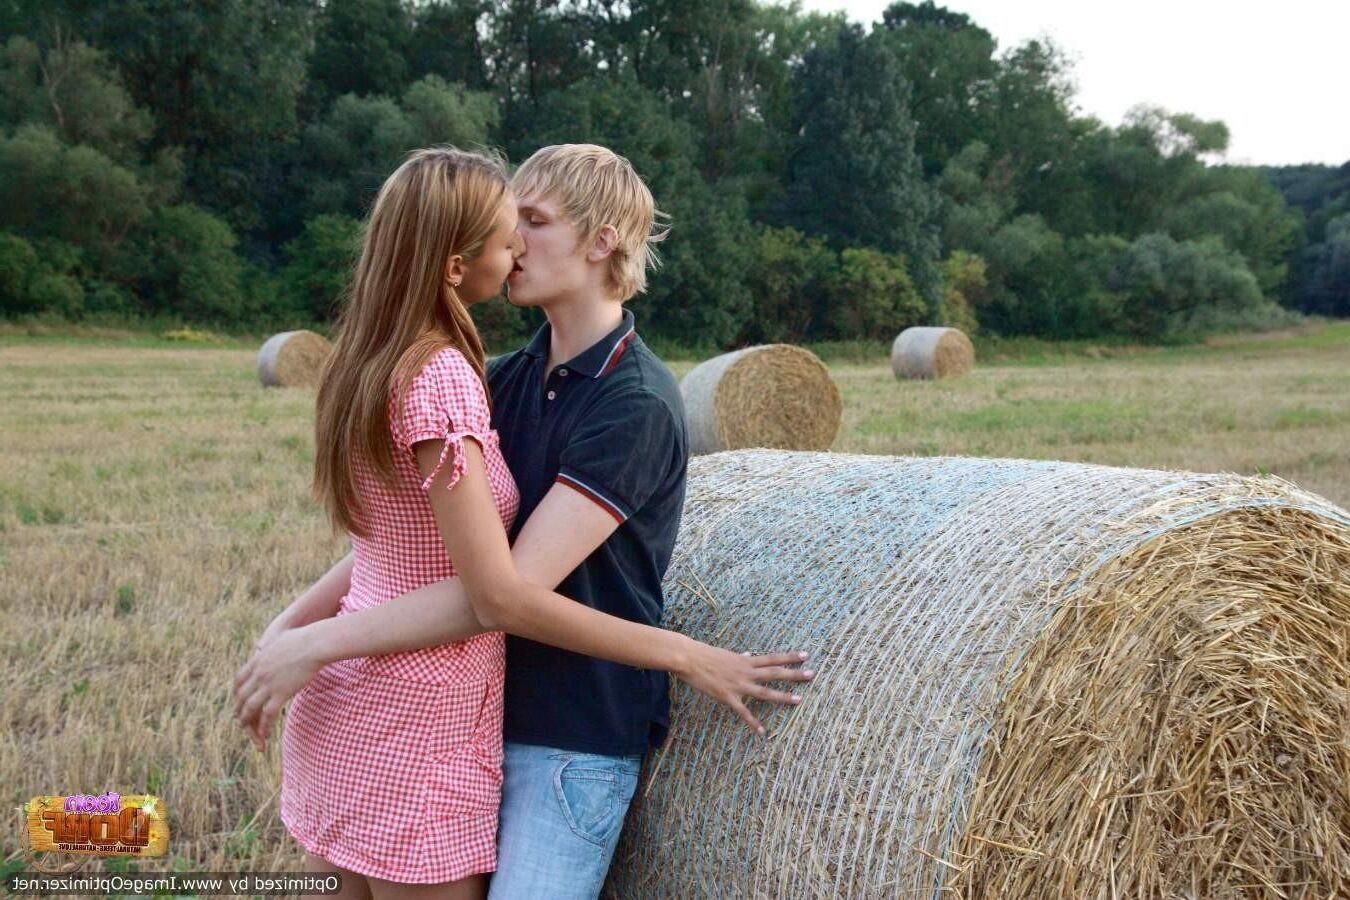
[545, 299, 624, 371]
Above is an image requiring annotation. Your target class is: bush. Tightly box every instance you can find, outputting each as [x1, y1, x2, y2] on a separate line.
[279, 214, 363, 321]
[939, 250, 986, 335]
[137, 205, 249, 324]
[27, 271, 84, 317]
[1109, 233, 1265, 338]
[824, 247, 926, 340]
[0, 231, 40, 313]
[739, 226, 837, 344]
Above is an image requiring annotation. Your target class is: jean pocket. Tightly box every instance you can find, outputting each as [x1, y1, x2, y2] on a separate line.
[551, 756, 641, 849]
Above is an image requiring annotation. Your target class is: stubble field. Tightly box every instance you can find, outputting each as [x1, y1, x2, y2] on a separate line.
[2, 322, 1347, 878]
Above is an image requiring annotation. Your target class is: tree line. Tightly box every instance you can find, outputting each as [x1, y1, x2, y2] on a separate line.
[0, 0, 1346, 347]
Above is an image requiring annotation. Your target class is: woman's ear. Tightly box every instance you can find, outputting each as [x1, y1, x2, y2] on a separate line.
[445, 254, 466, 287]
[587, 225, 620, 262]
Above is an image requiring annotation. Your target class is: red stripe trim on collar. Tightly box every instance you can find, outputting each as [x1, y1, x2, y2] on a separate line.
[596, 328, 636, 378]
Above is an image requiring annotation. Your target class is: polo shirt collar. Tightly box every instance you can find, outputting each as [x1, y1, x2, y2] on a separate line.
[521, 308, 637, 379]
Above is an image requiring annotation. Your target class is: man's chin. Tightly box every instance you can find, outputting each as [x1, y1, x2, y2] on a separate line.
[505, 288, 541, 308]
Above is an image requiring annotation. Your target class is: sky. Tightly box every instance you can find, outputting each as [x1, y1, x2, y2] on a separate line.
[799, 0, 1349, 167]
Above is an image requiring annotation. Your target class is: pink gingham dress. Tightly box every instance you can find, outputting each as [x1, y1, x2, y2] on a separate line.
[280, 346, 519, 884]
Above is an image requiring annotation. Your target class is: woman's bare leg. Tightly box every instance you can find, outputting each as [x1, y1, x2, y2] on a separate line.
[367, 873, 487, 900]
[305, 852, 373, 900]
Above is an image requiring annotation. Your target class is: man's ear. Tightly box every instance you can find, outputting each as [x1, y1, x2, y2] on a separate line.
[587, 225, 620, 263]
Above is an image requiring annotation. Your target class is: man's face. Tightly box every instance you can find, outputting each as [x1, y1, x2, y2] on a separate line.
[506, 194, 590, 308]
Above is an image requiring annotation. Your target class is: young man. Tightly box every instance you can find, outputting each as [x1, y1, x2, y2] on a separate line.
[481, 143, 691, 899]
[234, 144, 811, 898]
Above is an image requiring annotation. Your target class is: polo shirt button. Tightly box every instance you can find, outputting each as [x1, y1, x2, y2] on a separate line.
[547, 390, 556, 400]
[559, 368, 568, 377]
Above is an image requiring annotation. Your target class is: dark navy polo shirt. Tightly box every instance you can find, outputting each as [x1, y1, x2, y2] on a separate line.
[487, 308, 688, 756]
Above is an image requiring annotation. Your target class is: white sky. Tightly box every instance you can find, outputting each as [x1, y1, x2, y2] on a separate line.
[798, 0, 1349, 166]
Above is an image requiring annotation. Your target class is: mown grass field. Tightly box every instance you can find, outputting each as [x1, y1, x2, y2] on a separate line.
[2, 322, 1347, 879]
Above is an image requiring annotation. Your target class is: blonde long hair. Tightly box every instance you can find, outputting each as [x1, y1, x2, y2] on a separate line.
[313, 147, 509, 537]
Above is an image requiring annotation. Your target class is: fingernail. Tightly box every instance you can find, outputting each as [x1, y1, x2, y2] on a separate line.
[757, 727, 766, 736]
[803, 670, 814, 679]
[791, 694, 802, 703]
[797, 652, 809, 660]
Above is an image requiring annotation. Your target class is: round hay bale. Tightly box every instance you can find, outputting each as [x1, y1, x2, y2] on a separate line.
[891, 326, 974, 379]
[607, 451, 1350, 899]
[680, 345, 842, 456]
[256, 330, 332, 389]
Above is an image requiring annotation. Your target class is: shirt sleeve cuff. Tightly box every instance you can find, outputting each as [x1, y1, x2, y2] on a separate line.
[412, 429, 492, 493]
[555, 471, 630, 524]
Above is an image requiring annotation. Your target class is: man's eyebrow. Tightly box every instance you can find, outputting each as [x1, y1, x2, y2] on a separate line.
[518, 204, 552, 218]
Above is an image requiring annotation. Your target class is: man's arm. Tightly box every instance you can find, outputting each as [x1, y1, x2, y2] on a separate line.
[309, 482, 619, 660]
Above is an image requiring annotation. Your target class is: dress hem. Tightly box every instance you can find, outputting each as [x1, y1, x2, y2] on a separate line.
[281, 807, 497, 885]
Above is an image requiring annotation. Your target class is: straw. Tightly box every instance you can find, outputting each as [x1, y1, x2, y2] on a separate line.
[681, 345, 842, 455]
[605, 450, 1350, 899]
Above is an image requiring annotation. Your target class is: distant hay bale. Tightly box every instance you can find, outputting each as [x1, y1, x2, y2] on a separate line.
[680, 345, 842, 456]
[891, 326, 974, 379]
[256, 330, 332, 389]
[607, 450, 1350, 899]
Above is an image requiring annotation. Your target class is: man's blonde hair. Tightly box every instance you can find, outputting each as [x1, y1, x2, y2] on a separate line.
[512, 144, 668, 300]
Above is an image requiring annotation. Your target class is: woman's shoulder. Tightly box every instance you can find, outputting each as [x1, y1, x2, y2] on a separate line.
[404, 345, 483, 397]
[401, 344, 490, 428]
[421, 344, 478, 380]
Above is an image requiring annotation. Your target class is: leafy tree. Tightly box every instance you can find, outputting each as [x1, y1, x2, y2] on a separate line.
[877, 2, 998, 176]
[0, 124, 151, 260]
[784, 22, 940, 306]
[296, 75, 496, 222]
[402, 74, 499, 148]
[309, 0, 411, 107]
[939, 141, 1015, 252]
[1265, 162, 1350, 313]
[977, 212, 1068, 335]
[487, 0, 597, 148]
[1303, 213, 1350, 316]
[984, 39, 1082, 213]
[0, 35, 151, 165]
[409, 0, 491, 90]
[63, 0, 313, 233]
[1163, 166, 1299, 296]
[524, 77, 755, 346]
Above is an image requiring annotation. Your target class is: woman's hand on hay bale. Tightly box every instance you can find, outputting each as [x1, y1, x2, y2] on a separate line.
[677, 647, 814, 736]
[233, 625, 325, 752]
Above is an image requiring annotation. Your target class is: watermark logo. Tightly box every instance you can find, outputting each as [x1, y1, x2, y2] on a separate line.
[24, 793, 169, 857]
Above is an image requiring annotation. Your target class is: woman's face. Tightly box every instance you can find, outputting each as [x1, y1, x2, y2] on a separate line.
[455, 194, 522, 305]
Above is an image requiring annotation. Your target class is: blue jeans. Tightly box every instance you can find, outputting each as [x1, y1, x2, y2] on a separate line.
[487, 742, 643, 900]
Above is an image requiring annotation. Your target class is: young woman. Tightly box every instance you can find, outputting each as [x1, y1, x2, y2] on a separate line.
[240, 148, 809, 900]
